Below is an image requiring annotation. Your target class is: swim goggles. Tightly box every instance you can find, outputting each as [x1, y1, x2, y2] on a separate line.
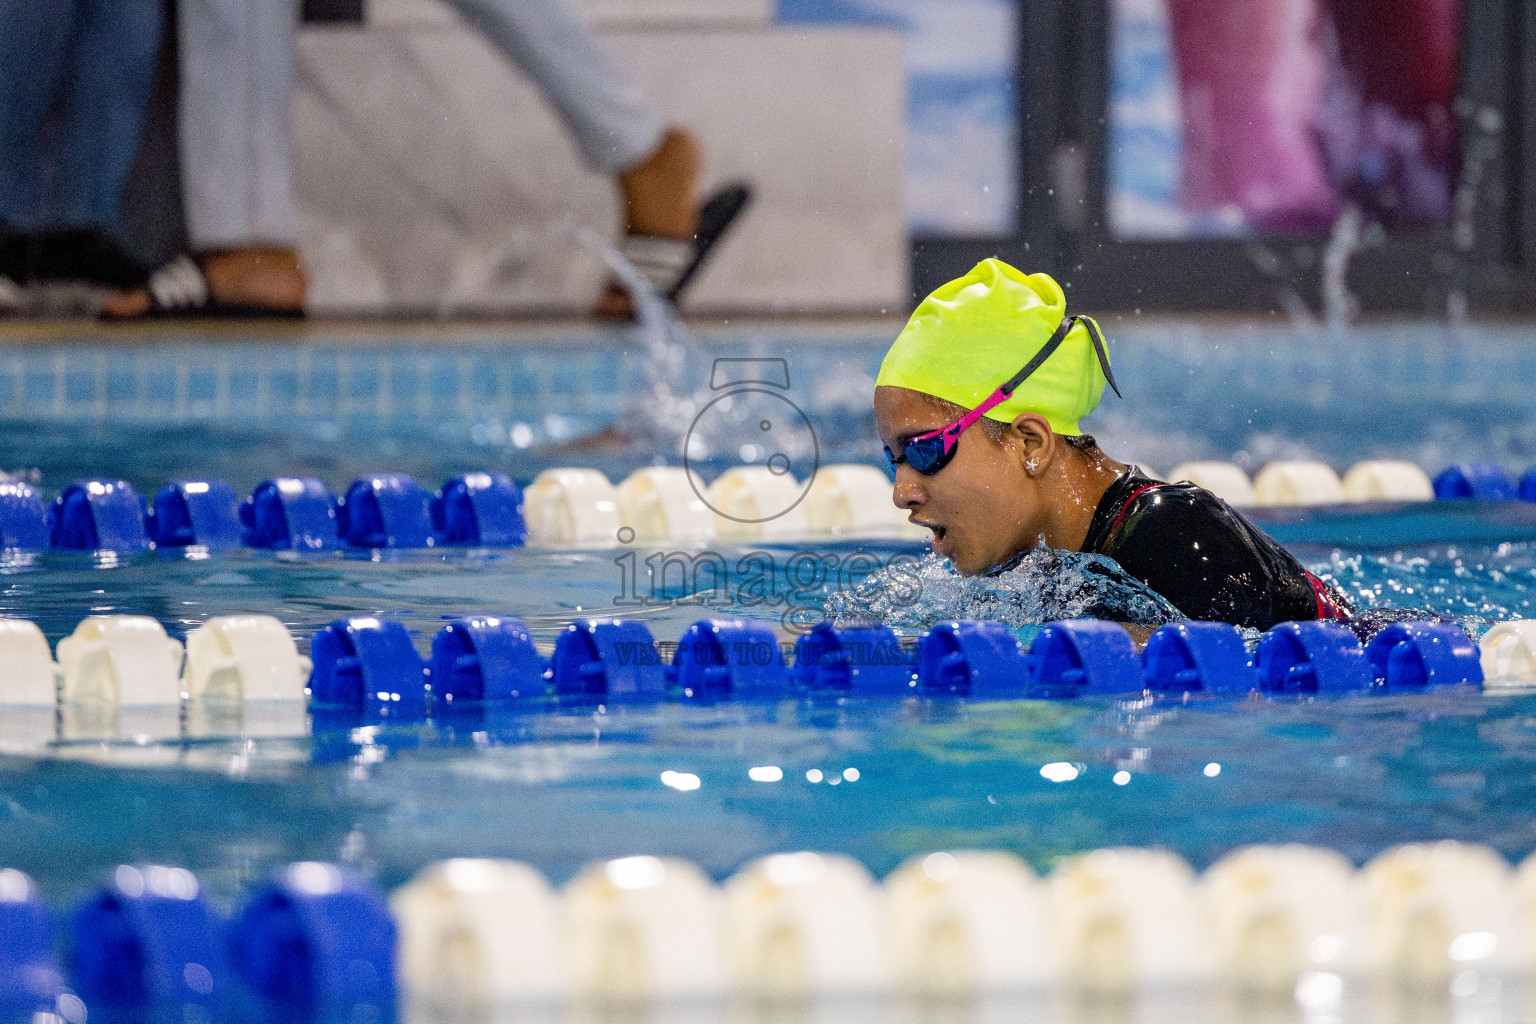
[883, 314, 1120, 476]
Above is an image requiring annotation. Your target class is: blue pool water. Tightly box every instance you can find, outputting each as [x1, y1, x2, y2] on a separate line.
[3, 319, 1536, 912]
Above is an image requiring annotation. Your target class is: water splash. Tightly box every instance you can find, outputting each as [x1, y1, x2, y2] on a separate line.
[1321, 203, 1363, 329]
[1311, 545, 1536, 641]
[825, 548, 1186, 631]
[573, 228, 710, 453]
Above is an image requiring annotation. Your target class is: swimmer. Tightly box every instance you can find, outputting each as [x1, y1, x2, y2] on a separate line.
[874, 258, 1352, 632]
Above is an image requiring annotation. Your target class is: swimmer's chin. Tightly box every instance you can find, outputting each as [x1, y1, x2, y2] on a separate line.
[947, 556, 992, 576]
[939, 539, 1018, 577]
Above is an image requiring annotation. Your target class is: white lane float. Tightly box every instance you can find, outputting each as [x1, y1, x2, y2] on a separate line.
[1360, 841, 1525, 983]
[1167, 462, 1255, 506]
[616, 467, 715, 544]
[803, 464, 926, 540]
[1201, 844, 1364, 991]
[523, 469, 622, 547]
[884, 850, 1050, 995]
[56, 615, 184, 707]
[1342, 460, 1435, 502]
[0, 618, 57, 705]
[563, 856, 725, 1003]
[183, 615, 311, 704]
[182, 614, 312, 737]
[706, 466, 810, 542]
[393, 858, 564, 1006]
[1478, 620, 1536, 688]
[724, 851, 888, 999]
[1047, 847, 1212, 991]
[1253, 461, 1346, 507]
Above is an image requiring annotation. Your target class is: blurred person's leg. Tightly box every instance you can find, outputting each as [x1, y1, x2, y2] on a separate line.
[0, 0, 160, 294]
[0, 0, 76, 232]
[445, 0, 670, 177]
[446, 0, 733, 315]
[178, 0, 305, 312]
[53, 0, 163, 232]
[0, 0, 73, 292]
[114, 0, 305, 316]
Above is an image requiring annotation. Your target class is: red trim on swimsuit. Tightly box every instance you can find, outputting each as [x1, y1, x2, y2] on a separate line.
[1111, 480, 1349, 622]
[1306, 571, 1348, 620]
[1106, 483, 1161, 538]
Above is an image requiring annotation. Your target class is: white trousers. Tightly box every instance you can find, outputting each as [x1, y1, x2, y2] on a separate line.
[177, 0, 664, 249]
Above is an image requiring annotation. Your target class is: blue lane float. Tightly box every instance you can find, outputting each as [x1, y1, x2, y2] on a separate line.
[309, 617, 431, 717]
[793, 622, 914, 695]
[551, 619, 666, 701]
[1025, 619, 1142, 697]
[0, 870, 64, 1017]
[1256, 621, 1374, 693]
[1433, 464, 1517, 501]
[0, 479, 48, 551]
[1364, 621, 1483, 691]
[430, 616, 546, 701]
[70, 865, 224, 1012]
[240, 477, 340, 550]
[1142, 621, 1257, 694]
[47, 479, 148, 552]
[673, 618, 788, 701]
[146, 480, 241, 550]
[431, 472, 526, 547]
[338, 474, 435, 549]
[229, 863, 395, 1019]
[918, 621, 1028, 699]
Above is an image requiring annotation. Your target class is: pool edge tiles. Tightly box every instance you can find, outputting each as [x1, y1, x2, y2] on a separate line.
[0, 315, 907, 351]
[0, 328, 898, 431]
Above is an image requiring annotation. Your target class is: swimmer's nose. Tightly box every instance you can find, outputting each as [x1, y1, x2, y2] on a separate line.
[892, 467, 926, 509]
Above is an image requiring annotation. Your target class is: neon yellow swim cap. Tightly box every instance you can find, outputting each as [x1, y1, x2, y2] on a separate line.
[876, 258, 1113, 435]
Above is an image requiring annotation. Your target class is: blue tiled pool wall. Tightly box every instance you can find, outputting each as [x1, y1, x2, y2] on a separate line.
[2, 322, 1534, 491]
[0, 331, 885, 493]
[0, 339, 638, 427]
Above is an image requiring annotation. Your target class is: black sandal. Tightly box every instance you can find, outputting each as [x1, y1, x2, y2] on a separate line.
[617, 182, 753, 302]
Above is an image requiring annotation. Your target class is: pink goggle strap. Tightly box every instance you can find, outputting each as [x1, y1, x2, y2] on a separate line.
[906, 314, 1118, 454]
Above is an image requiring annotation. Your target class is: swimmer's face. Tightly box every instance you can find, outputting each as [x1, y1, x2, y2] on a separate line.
[875, 386, 1051, 575]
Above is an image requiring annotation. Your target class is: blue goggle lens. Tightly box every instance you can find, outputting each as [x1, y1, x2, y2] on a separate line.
[885, 437, 952, 476]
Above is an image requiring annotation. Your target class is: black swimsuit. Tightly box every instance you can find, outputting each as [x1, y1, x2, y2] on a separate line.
[1079, 470, 1352, 630]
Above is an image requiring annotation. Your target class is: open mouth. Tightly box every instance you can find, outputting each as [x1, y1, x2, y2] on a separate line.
[913, 520, 946, 542]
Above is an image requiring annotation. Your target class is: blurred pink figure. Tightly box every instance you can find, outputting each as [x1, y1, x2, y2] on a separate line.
[1319, 0, 1459, 225]
[1166, 0, 1340, 232]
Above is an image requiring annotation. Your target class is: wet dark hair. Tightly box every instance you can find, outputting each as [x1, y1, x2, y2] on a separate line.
[1062, 432, 1099, 451]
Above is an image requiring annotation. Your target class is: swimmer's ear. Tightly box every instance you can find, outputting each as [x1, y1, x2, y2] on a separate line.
[1004, 413, 1055, 475]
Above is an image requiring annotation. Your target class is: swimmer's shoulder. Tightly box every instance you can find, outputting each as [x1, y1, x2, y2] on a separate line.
[1088, 469, 1277, 563]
